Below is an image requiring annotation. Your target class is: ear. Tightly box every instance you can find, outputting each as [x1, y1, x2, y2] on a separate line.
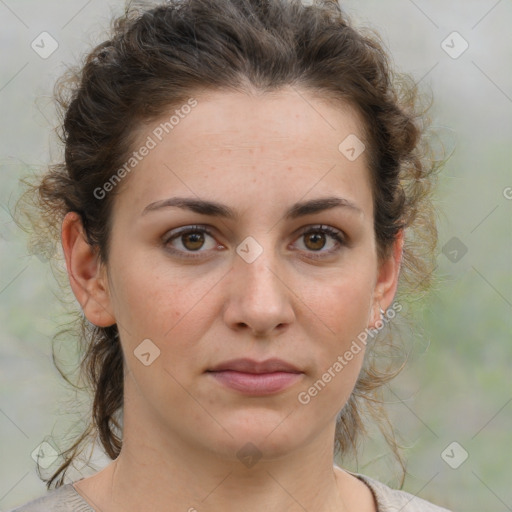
[369, 229, 404, 327]
[61, 211, 116, 327]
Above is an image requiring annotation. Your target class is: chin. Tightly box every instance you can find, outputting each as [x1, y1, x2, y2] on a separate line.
[206, 408, 312, 461]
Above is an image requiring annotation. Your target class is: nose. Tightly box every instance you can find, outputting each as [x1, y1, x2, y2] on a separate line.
[222, 244, 295, 337]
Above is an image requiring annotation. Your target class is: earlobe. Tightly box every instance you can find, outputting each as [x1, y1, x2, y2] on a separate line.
[370, 229, 404, 327]
[61, 211, 116, 327]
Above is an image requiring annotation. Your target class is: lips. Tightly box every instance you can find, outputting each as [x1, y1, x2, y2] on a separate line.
[207, 358, 302, 374]
[206, 358, 303, 395]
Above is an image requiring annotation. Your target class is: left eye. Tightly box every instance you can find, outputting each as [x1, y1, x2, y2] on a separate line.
[294, 225, 345, 255]
[163, 225, 345, 258]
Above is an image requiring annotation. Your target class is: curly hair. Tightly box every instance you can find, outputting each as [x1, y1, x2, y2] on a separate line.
[15, 0, 442, 489]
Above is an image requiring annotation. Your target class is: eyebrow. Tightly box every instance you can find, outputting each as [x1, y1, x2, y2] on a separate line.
[141, 195, 363, 219]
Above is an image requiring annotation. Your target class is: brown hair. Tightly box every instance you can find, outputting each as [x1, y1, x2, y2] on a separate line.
[16, 0, 441, 489]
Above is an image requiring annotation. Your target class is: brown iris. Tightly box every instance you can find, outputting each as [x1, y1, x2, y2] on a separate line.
[182, 232, 205, 251]
[304, 232, 326, 251]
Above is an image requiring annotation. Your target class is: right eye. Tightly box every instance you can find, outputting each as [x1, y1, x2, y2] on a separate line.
[163, 225, 222, 259]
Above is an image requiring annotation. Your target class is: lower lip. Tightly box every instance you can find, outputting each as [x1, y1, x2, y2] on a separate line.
[208, 370, 303, 395]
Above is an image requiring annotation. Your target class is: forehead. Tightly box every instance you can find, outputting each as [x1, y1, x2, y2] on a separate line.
[113, 87, 373, 221]
[174, 87, 359, 145]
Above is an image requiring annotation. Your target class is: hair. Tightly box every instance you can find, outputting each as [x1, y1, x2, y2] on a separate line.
[15, 0, 442, 490]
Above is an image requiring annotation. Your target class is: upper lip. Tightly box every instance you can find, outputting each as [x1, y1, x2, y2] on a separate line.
[207, 358, 302, 374]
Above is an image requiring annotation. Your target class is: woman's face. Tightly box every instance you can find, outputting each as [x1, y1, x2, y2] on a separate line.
[88, 87, 400, 461]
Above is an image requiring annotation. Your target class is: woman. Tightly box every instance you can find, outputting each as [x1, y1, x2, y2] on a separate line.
[10, 0, 449, 510]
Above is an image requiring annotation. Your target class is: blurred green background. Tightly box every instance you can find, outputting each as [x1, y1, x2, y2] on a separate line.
[1, 1, 511, 510]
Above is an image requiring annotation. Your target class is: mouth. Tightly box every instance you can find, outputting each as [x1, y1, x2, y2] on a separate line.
[206, 358, 304, 395]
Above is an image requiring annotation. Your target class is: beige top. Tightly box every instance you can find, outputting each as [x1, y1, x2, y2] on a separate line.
[7, 473, 452, 511]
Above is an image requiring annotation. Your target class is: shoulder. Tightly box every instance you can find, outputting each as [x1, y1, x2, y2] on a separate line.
[6, 483, 94, 512]
[351, 472, 453, 512]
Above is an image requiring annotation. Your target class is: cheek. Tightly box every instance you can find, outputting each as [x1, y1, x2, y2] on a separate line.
[109, 245, 174, 328]
[108, 256, 218, 366]
[303, 271, 374, 341]
[294, 283, 371, 422]
[297, 271, 373, 396]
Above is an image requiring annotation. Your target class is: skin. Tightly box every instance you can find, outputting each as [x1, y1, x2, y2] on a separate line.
[62, 86, 403, 512]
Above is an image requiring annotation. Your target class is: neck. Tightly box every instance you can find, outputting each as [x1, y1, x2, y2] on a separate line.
[110, 429, 346, 512]
[73, 377, 377, 512]
[77, 416, 351, 512]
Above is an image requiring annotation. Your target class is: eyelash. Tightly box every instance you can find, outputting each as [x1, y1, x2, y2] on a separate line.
[162, 224, 346, 260]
